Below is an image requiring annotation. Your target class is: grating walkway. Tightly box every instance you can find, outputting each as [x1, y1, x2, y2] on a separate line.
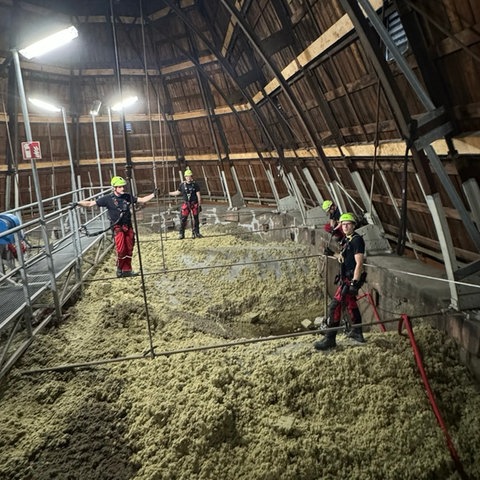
[0, 219, 110, 329]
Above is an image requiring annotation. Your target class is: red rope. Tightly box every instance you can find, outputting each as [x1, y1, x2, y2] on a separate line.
[398, 314, 469, 479]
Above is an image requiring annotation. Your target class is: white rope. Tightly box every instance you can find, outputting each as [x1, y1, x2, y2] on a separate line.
[363, 261, 480, 290]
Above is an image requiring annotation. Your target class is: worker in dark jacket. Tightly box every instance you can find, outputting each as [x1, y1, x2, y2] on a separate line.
[169, 168, 203, 239]
[322, 199, 344, 242]
[75, 176, 155, 277]
[315, 212, 366, 350]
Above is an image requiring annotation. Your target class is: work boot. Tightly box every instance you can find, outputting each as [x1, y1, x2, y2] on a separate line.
[178, 231, 185, 240]
[348, 310, 365, 343]
[116, 268, 123, 278]
[314, 333, 337, 351]
[194, 231, 203, 238]
[121, 271, 139, 277]
[348, 327, 365, 343]
[317, 316, 332, 333]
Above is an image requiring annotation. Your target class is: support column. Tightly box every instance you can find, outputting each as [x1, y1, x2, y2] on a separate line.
[219, 167, 232, 208]
[302, 166, 323, 206]
[462, 178, 480, 233]
[424, 193, 459, 310]
[265, 168, 280, 205]
[12, 49, 62, 322]
[287, 171, 306, 223]
[230, 164, 245, 207]
[248, 164, 261, 204]
[201, 166, 211, 198]
[350, 170, 383, 229]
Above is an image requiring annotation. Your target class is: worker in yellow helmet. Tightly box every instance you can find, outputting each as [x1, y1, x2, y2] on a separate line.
[315, 212, 366, 351]
[322, 199, 344, 242]
[169, 167, 203, 239]
[75, 176, 155, 277]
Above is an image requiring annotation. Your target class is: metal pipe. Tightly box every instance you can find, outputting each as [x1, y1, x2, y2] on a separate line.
[356, 0, 435, 111]
[107, 106, 116, 176]
[61, 106, 77, 198]
[11, 49, 62, 321]
[91, 112, 103, 186]
[20, 310, 452, 376]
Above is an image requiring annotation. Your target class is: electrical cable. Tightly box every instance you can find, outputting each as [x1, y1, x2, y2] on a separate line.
[396, 143, 409, 255]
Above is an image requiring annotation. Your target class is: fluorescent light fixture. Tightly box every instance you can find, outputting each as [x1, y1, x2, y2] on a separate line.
[90, 100, 102, 116]
[111, 96, 138, 112]
[29, 98, 61, 113]
[19, 26, 78, 59]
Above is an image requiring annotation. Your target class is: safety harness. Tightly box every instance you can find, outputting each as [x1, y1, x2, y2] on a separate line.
[335, 233, 367, 288]
[182, 181, 198, 202]
[80, 193, 131, 237]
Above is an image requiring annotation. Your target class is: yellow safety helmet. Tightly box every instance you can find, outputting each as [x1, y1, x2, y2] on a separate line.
[322, 200, 333, 211]
[184, 169, 193, 177]
[111, 176, 127, 187]
[339, 212, 356, 223]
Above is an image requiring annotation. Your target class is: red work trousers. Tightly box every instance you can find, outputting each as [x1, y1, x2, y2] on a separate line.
[180, 202, 200, 233]
[113, 225, 135, 272]
[330, 282, 361, 324]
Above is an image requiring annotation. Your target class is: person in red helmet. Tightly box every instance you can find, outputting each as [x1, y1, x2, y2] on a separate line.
[75, 176, 155, 277]
[314, 212, 366, 350]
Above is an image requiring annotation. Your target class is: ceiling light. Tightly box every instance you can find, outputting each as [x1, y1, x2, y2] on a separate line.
[111, 96, 138, 112]
[90, 100, 102, 116]
[19, 26, 78, 59]
[29, 98, 61, 113]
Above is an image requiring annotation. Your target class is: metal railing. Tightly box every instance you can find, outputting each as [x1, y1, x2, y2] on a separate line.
[0, 188, 113, 380]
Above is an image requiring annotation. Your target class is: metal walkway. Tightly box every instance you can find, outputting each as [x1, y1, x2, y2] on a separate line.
[0, 190, 113, 379]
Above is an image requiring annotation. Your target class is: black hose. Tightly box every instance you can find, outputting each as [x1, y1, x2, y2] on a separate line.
[397, 121, 416, 256]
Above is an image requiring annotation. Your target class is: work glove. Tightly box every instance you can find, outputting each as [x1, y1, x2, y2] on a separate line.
[198, 205, 202, 212]
[349, 280, 360, 296]
[69, 202, 78, 210]
[324, 246, 334, 256]
[152, 188, 158, 197]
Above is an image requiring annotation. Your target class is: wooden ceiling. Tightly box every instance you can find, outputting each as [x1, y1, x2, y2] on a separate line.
[0, 0, 479, 272]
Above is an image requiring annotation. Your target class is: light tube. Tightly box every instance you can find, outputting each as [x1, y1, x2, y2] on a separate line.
[19, 26, 78, 59]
